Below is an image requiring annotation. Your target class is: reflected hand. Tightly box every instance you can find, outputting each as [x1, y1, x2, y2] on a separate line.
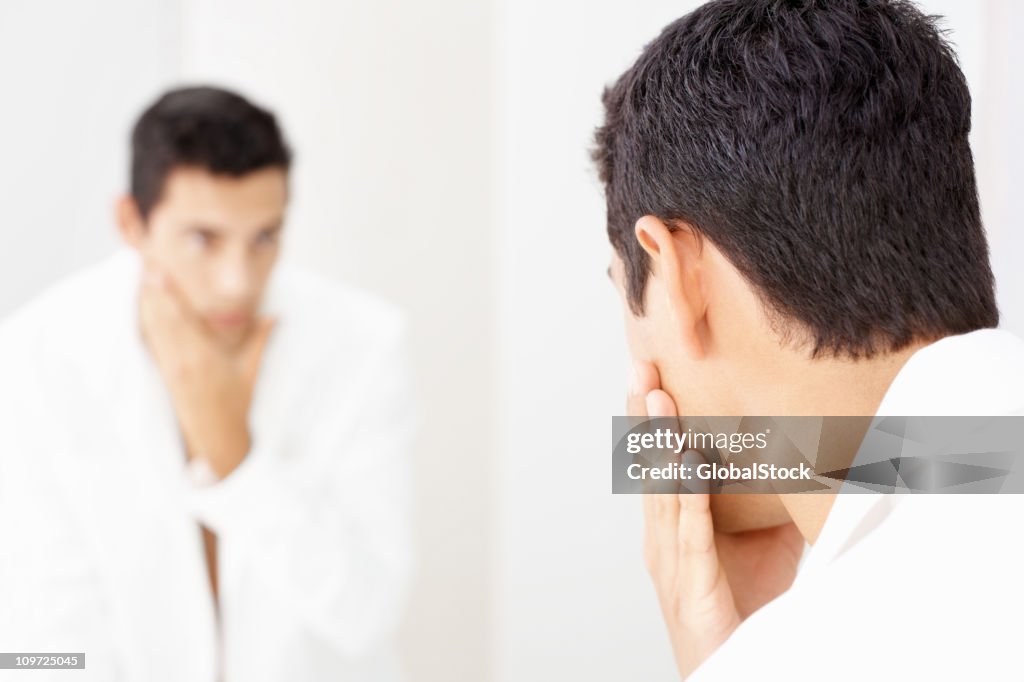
[139, 265, 275, 478]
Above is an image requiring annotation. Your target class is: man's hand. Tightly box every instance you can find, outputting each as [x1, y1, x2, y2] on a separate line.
[629, 362, 803, 679]
[139, 266, 275, 479]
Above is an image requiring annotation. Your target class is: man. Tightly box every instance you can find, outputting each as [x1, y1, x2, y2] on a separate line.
[0, 87, 415, 681]
[594, 0, 1024, 678]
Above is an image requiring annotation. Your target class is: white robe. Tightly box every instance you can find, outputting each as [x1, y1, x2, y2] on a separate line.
[690, 329, 1024, 680]
[0, 248, 416, 681]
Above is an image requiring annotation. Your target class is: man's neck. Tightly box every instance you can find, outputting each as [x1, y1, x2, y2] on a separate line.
[732, 340, 930, 418]
[766, 340, 931, 543]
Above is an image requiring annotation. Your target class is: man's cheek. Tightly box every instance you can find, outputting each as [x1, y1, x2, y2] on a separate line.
[159, 267, 208, 323]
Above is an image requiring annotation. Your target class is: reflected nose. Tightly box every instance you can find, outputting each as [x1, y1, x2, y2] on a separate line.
[214, 256, 254, 302]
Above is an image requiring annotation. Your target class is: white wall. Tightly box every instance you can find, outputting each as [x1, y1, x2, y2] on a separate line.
[0, 0, 179, 313]
[976, 0, 1024, 334]
[917, 0, 1024, 332]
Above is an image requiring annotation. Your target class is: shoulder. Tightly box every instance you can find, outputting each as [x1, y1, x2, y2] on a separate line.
[694, 496, 1023, 678]
[877, 329, 1024, 415]
[0, 249, 135, 355]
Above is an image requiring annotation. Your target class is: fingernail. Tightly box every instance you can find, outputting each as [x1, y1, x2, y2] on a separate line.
[645, 392, 657, 415]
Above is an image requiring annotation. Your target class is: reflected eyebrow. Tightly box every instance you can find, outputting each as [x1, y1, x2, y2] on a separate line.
[252, 220, 285, 240]
[185, 223, 224, 234]
[257, 221, 284, 233]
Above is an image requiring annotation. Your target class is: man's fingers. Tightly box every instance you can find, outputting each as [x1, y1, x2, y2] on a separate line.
[139, 265, 219, 382]
[642, 493, 660, 573]
[675, 451, 722, 603]
[645, 389, 678, 418]
[634, 380, 739, 669]
[141, 266, 195, 338]
[677, 487, 715, 554]
[627, 361, 660, 417]
[643, 491, 682, 590]
[140, 276, 189, 353]
[144, 265, 204, 330]
[639, 381, 685, 589]
[644, 388, 721, 602]
[653, 491, 680, 575]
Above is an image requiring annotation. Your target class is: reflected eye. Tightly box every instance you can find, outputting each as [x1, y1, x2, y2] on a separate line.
[190, 230, 217, 248]
[255, 229, 279, 247]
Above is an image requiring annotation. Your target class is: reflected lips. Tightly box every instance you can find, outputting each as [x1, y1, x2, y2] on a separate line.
[208, 312, 250, 328]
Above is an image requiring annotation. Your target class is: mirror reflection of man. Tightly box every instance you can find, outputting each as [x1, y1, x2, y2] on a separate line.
[0, 86, 415, 682]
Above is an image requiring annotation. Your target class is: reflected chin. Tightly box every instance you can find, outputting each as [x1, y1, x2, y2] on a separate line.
[210, 324, 252, 351]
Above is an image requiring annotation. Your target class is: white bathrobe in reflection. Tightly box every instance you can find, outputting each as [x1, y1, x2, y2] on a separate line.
[0, 247, 416, 681]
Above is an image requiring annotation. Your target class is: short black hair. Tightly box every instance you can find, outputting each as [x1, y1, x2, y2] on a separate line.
[130, 85, 292, 219]
[593, 0, 998, 358]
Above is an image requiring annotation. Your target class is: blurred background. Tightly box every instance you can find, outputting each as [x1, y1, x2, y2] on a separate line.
[1, 1, 1020, 680]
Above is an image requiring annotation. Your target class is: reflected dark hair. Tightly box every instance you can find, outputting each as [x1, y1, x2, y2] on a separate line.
[593, 0, 998, 358]
[130, 85, 292, 219]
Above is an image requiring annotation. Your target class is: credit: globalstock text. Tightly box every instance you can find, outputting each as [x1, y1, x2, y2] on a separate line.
[626, 461, 814, 481]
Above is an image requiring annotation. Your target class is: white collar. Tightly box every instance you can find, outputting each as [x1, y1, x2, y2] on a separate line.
[796, 328, 1024, 578]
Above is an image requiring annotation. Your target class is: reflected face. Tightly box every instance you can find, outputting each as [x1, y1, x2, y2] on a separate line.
[135, 166, 287, 348]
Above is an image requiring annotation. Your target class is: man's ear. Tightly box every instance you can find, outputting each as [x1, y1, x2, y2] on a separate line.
[115, 195, 145, 249]
[634, 215, 707, 360]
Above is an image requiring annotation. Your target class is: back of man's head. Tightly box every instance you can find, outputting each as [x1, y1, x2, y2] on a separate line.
[594, 0, 998, 359]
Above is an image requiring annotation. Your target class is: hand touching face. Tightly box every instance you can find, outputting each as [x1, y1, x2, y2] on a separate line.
[140, 264, 275, 478]
[629, 361, 804, 679]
